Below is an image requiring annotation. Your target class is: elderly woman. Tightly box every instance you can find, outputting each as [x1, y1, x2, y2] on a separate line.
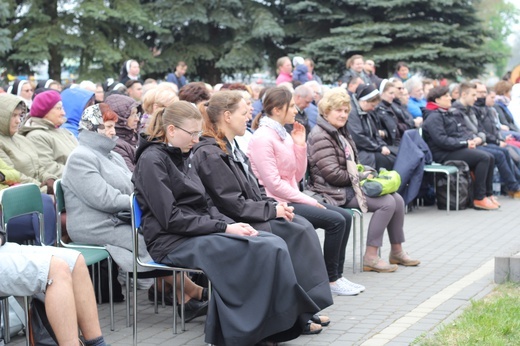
[104, 94, 140, 171]
[0, 94, 58, 245]
[8, 79, 34, 110]
[307, 88, 420, 273]
[19, 90, 78, 184]
[347, 84, 396, 170]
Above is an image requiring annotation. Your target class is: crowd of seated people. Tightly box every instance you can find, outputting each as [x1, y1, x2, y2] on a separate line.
[4, 56, 520, 345]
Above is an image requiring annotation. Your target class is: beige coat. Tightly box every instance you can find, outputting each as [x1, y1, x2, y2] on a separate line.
[19, 116, 78, 180]
[0, 94, 54, 191]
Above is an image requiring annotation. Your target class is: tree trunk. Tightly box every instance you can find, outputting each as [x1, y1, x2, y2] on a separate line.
[46, 0, 62, 81]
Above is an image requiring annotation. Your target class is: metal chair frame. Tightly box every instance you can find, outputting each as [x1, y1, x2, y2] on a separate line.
[424, 164, 460, 214]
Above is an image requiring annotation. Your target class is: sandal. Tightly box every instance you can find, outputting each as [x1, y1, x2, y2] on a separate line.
[302, 321, 322, 335]
[310, 314, 330, 327]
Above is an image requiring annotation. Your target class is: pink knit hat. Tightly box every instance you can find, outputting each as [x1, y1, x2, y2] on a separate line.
[30, 90, 61, 118]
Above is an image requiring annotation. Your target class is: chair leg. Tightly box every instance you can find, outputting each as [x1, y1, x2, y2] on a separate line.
[132, 271, 138, 346]
[446, 172, 450, 215]
[161, 279, 166, 308]
[172, 272, 177, 334]
[153, 278, 158, 314]
[24, 296, 30, 346]
[352, 209, 364, 273]
[126, 273, 130, 328]
[180, 273, 185, 332]
[456, 171, 460, 211]
[107, 257, 114, 331]
[2, 298, 10, 343]
[352, 212, 357, 274]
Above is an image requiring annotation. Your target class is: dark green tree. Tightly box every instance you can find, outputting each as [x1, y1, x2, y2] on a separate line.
[283, 0, 501, 82]
[0, 0, 163, 82]
[148, 0, 284, 84]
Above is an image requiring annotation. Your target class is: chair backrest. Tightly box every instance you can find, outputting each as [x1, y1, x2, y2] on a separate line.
[0, 183, 44, 244]
[130, 193, 144, 267]
[54, 179, 65, 214]
[54, 179, 66, 246]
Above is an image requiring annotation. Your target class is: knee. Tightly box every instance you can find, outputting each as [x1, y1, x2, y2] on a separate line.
[49, 256, 73, 283]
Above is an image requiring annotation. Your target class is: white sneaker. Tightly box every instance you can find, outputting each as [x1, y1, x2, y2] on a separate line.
[339, 277, 366, 292]
[330, 281, 360, 296]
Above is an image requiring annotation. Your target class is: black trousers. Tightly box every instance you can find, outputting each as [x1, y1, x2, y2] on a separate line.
[443, 148, 494, 200]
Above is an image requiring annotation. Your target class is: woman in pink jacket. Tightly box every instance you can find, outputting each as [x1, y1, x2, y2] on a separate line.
[248, 86, 364, 296]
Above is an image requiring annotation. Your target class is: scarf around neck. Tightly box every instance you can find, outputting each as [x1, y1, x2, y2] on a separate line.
[259, 116, 288, 140]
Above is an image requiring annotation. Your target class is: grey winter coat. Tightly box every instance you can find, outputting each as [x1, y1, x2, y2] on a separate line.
[61, 130, 152, 272]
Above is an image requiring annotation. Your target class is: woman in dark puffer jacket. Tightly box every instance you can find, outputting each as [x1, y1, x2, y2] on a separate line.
[307, 88, 420, 273]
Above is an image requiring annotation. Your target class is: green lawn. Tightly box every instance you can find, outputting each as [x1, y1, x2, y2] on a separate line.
[415, 283, 520, 346]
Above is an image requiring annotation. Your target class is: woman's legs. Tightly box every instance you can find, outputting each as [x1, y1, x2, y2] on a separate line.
[289, 203, 351, 283]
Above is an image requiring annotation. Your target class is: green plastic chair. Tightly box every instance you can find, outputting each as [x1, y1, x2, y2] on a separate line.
[54, 179, 114, 331]
[0, 183, 45, 345]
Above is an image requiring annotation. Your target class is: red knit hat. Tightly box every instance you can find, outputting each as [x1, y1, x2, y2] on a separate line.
[30, 90, 61, 118]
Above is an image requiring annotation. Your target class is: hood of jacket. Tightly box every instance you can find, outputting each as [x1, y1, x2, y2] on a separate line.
[0, 94, 26, 137]
[105, 94, 139, 145]
[61, 88, 95, 135]
[78, 129, 118, 155]
[18, 116, 56, 136]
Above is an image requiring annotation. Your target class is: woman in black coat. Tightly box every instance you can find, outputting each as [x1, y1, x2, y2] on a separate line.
[347, 84, 396, 170]
[191, 91, 335, 331]
[133, 101, 321, 346]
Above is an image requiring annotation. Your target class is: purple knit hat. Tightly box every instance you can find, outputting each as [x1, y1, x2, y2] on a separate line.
[30, 90, 61, 118]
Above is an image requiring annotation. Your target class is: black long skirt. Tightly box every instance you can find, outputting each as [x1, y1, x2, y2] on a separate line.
[266, 216, 333, 310]
[161, 231, 320, 346]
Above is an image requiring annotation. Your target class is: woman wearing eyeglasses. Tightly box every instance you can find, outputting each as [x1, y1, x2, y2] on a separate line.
[104, 94, 141, 171]
[133, 100, 322, 346]
[19, 90, 78, 191]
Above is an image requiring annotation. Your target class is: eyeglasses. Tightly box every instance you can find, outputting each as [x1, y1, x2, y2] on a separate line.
[53, 106, 63, 112]
[177, 126, 203, 140]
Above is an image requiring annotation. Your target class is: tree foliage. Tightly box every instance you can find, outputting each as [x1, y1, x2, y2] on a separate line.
[0, 0, 512, 83]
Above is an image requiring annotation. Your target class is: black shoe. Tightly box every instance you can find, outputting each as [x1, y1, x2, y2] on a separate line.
[302, 321, 322, 335]
[201, 287, 209, 301]
[178, 299, 208, 322]
[310, 314, 330, 327]
[148, 286, 174, 306]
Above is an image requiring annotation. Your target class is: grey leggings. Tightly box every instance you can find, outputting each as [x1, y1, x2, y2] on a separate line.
[344, 193, 405, 248]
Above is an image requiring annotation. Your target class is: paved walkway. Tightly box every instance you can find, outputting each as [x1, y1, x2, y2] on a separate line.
[8, 198, 520, 345]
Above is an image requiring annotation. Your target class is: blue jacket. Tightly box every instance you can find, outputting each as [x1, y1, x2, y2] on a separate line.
[408, 97, 426, 118]
[292, 64, 309, 83]
[166, 73, 187, 90]
[61, 88, 95, 138]
[393, 129, 432, 204]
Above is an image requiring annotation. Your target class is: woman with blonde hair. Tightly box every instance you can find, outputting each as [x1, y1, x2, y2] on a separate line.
[307, 88, 420, 273]
[140, 84, 179, 132]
